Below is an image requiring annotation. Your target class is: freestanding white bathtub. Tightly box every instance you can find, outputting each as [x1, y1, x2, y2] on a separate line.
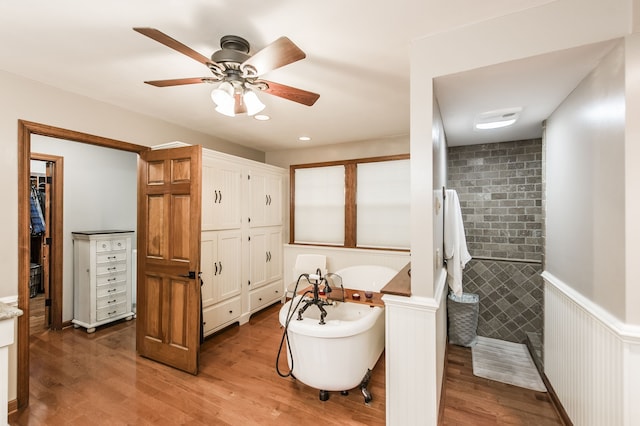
[279, 265, 398, 402]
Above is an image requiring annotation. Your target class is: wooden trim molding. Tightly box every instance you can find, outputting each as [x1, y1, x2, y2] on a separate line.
[289, 153, 410, 248]
[16, 119, 150, 410]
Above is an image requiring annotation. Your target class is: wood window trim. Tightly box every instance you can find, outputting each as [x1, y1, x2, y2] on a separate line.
[289, 153, 410, 250]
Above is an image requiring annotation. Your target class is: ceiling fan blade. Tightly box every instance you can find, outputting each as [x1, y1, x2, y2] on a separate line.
[259, 80, 320, 106]
[242, 37, 306, 75]
[144, 77, 210, 87]
[134, 27, 212, 66]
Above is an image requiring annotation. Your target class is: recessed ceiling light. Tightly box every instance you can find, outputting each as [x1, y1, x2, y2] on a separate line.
[298, 136, 311, 141]
[475, 119, 517, 130]
[474, 107, 522, 130]
[254, 114, 270, 121]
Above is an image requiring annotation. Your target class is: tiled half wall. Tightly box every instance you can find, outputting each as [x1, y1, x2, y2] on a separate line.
[447, 139, 543, 343]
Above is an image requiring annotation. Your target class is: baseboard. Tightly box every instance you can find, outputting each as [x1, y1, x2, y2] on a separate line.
[8, 398, 18, 421]
[438, 341, 449, 424]
[540, 371, 573, 426]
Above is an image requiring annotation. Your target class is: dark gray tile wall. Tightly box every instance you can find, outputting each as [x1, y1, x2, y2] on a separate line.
[448, 139, 543, 262]
[447, 139, 543, 344]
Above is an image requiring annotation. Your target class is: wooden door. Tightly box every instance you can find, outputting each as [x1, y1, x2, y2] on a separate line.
[137, 145, 202, 375]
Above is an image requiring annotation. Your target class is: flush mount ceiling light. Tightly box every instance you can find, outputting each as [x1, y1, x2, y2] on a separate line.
[474, 107, 522, 130]
[298, 136, 311, 141]
[133, 28, 321, 117]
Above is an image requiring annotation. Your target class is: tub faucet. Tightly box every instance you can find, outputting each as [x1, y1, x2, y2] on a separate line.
[297, 270, 331, 325]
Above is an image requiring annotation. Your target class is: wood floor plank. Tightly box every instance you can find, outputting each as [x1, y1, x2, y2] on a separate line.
[11, 303, 563, 425]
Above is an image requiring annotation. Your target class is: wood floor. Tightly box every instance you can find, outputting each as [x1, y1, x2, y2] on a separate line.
[11, 303, 563, 426]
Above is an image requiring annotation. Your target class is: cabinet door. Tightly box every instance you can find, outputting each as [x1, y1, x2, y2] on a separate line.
[249, 171, 283, 227]
[249, 230, 268, 289]
[200, 231, 218, 306]
[201, 230, 242, 306]
[266, 227, 283, 282]
[215, 231, 242, 301]
[265, 174, 283, 226]
[249, 227, 282, 289]
[202, 161, 242, 231]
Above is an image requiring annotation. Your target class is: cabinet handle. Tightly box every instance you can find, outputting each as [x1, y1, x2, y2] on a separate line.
[266, 252, 269, 262]
[107, 299, 117, 304]
[107, 288, 117, 293]
[108, 278, 117, 282]
[108, 310, 117, 315]
[107, 256, 117, 260]
[219, 191, 222, 203]
[107, 267, 117, 271]
[265, 194, 269, 205]
[214, 262, 218, 276]
[218, 261, 222, 274]
[268, 195, 272, 205]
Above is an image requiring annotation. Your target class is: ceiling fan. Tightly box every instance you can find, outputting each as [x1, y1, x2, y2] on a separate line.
[133, 27, 320, 117]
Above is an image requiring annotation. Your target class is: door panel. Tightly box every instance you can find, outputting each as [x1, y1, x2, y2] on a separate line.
[137, 145, 202, 375]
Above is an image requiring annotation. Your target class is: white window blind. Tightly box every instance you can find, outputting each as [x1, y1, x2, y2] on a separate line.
[294, 165, 345, 245]
[356, 159, 410, 249]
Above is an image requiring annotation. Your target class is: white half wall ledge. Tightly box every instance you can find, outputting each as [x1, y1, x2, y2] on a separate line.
[541, 271, 640, 342]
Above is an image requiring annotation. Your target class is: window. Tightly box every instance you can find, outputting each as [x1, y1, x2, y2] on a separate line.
[290, 155, 410, 250]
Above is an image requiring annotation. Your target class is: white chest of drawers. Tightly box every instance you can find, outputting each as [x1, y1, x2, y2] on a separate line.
[72, 231, 135, 333]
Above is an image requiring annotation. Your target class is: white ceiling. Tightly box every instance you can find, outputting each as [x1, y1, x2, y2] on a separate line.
[0, 1, 619, 152]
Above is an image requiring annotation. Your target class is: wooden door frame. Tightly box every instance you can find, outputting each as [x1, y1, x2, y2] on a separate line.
[30, 152, 63, 331]
[17, 119, 149, 409]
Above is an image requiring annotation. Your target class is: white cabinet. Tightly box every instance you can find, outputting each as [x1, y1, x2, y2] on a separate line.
[202, 160, 242, 231]
[249, 226, 283, 312]
[72, 231, 135, 333]
[201, 230, 242, 336]
[186, 145, 286, 335]
[249, 171, 283, 227]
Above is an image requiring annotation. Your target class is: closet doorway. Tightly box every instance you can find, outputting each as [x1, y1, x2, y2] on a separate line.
[17, 120, 148, 410]
[29, 153, 63, 333]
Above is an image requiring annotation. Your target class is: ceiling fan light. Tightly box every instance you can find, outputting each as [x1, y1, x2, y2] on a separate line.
[215, 103, 235, 117]
[243, 90, 266, 116]
[211, 81, 234, 107]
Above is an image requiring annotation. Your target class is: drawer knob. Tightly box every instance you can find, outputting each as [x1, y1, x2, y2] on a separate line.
[229, 310, 233, 314]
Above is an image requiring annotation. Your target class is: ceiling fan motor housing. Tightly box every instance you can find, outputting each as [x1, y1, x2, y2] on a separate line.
[211, 35, 251, 64]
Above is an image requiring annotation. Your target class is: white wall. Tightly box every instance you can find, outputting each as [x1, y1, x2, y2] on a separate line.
[545, 41, 626, 320]
[1, 70, 264, 301]
[32, 135, 138, 321]
[407, 0, 632, 423]
[2, 69, 263, 403]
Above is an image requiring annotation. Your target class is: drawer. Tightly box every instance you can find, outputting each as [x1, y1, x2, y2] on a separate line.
[202, 297, 241, 334]
[111, 239, 127, 251]
[97, 272, 127, 286]
[96, 263, 127, 276]
[250, 280, 283, 312]
[96, 240, 112, 252]
[97, 252, 127, 264]
[96, 283, 127, 298]
[96, 292, 127, 309]
[95, 239, 127, 253]
[96, 301, 127, 321]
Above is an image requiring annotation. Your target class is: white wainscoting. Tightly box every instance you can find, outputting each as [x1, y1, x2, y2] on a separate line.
[283, 244, 410, 286]
[543, 272, 640, 426]
[383, 267, 447, 425]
